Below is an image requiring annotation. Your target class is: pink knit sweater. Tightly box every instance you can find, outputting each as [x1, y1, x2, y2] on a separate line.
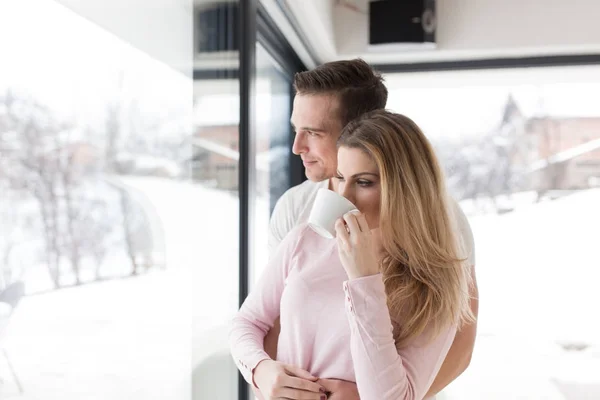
[230, 224, 456, 400]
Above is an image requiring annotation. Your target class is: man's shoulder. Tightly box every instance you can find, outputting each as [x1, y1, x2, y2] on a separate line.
[446, 195, 476, 266]
[272, 179, 327, 229]
[269, 181, 328, 254]
[447, 196, 469, 229]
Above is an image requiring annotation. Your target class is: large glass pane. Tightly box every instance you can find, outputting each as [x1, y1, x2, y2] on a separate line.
[252, 44, 293, 284]
[192, 77, 240, 400]
[192, 1, 240, 399]
[0, 0, 193, 398]
[386, 66, 600, 400]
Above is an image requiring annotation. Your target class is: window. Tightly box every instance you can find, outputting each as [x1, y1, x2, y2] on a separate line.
[251, 44, 293, 285]
[386, 65, 600, 399]
[192, 2, 241, 399]
[0, 1, 196, 398]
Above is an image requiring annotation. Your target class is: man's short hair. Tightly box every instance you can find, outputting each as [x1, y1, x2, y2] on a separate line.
[293, 58, 388, 128]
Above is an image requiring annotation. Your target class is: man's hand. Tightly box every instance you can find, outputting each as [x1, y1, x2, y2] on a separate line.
[318, 378, 359, 400]
[253, 359, 326, 400]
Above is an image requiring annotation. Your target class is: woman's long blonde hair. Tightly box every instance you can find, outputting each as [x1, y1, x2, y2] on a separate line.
[339, 110, 474, 347]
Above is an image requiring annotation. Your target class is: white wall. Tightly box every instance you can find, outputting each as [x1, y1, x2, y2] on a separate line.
[56, 0, 193, 75]
[285, 0, 600, 63]
[437, 0, 600, 51]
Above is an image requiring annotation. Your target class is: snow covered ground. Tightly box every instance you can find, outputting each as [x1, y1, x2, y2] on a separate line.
[468, 189, 600, 345]
[1, 270, 192, 400]
[444, 189, 600, 399]
[1, 178, 599, 399]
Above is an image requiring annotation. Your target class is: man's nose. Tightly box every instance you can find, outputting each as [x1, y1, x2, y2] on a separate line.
[292, 133, 306, 155]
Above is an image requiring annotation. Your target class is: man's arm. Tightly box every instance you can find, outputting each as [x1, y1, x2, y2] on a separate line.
[425, 266, 479, 397]
[248, 318, 281, 399]
[425, 199, 479, 397]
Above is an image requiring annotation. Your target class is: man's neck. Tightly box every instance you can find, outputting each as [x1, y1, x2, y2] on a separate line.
[328, 177, 339, 192]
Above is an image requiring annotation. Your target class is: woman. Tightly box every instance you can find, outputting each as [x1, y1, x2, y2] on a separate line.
[230, 110, 474, 400]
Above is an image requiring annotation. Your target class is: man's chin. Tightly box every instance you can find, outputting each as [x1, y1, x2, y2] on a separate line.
[304, 169, 329, 183]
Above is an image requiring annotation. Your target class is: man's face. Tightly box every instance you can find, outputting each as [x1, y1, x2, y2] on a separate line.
[290, 94, 343, 182]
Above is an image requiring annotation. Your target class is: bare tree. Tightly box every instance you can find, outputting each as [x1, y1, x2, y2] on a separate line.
[13, 99, 65, 288]
[451, 95, 527, 213]
[1, 70, 180, 291]
[0, 91, 117, 289]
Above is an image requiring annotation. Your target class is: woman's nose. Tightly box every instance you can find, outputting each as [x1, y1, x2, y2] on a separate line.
[339, 184, 354, 205]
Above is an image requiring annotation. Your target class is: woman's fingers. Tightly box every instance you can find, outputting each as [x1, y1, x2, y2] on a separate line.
[285, 376, 322, 393]
[282, 365, 323, 394]
[354, 212, 370, 233]
[276, 385, 324, 399]
[284, 364, 317, 382]
[317, 378, 359, 400]
[274, 373, 324, 400]
[334, 218, 350, 243]
[343, 212, 361, 234]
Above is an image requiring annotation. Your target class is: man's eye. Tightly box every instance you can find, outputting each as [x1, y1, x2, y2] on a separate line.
[334, 175, 344, 181]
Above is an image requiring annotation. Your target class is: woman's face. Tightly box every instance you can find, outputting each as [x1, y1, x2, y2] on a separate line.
[335, 146, 381, 230]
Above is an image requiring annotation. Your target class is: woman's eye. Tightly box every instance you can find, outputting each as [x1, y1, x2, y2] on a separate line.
[357, 180, 372, 187]
[334, 175, 344, 181]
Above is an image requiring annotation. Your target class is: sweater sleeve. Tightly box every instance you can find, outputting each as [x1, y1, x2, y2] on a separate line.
[344, 274, 457, 400]
[229, 225, 303, 386]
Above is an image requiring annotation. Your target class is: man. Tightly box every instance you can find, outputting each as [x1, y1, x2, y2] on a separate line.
[262, 59, 478, 399]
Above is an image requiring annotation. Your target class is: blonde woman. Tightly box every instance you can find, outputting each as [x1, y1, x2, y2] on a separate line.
[230, 110, 475, 400]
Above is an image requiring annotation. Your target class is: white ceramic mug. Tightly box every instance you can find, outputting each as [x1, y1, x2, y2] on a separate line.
[308, 188, 358, 239]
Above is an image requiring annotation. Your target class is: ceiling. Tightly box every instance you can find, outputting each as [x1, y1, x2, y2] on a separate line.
[53, 0, 600, 74]
[268, 0, 600, 67]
